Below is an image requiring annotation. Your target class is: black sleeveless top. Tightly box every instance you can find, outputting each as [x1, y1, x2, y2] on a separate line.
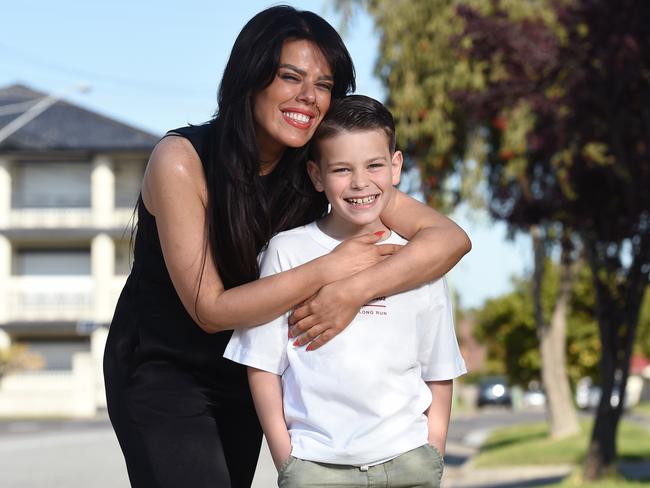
[113, 122, 250, 391]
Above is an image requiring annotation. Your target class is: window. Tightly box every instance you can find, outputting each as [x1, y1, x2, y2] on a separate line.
[115, 240, 133, 275]
[114, 159, 145, 208]
[12, 161, 91, 208]
[14, 248, 91, 275]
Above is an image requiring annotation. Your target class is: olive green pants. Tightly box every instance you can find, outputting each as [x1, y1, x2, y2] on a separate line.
[277, 444, 444, 488]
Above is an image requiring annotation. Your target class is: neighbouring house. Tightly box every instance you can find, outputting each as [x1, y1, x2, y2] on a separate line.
[630, 354, 650, 403]
[455, 313, 486, 409]
[0, 83, 158, 416]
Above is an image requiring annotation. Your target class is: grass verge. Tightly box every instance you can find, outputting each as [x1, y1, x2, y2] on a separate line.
[547, 469, 650, 487]
[635, 402, 650, 417]
[473, 419, 650, 468]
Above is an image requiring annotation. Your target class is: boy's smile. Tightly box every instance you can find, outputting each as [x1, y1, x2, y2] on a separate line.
[308, 129, 403, 239]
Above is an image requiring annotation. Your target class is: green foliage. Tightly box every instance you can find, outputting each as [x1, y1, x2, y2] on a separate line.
[636, 288, 650, 358]
[347, 0, 650, 472]
[337, 0, 486, 209]
[475, 260, 602, 386]
[337, 0, 560, 211]
[475, 264, 650, 385]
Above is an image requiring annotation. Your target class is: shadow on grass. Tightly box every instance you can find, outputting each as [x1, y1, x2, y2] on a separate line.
[620, 454, 650, 462]
[475, 474, 567, 488]
[480, 429, 547, 453]
[619, 460, 650, 482]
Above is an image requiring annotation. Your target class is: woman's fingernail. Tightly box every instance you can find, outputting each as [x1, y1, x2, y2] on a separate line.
[293, 340, 300, 347]
[288, 330, 293, 339]
[306, 344, 314, 351]
[374, 231, 385, 237]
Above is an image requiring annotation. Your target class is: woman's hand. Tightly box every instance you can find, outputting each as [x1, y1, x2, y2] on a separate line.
[288, 279, 366, 350]
[288, 232, 401, 350]
[324, 231, 401, 282]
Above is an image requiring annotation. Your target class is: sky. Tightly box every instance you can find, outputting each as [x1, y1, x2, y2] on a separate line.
[1, 0, 532, 309]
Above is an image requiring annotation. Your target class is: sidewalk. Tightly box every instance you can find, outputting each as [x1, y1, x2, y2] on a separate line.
[442, 439, 572, 488]
[441, 412, 569, 487]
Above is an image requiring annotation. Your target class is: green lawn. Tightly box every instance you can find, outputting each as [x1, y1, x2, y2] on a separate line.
[473, 420, 650, 468]
[550, 475, 650, 487]
[635, 402, 650, 417]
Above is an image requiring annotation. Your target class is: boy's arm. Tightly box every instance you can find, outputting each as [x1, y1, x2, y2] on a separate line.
[426, 380, 453, 455]
[248, 367, 292, 471]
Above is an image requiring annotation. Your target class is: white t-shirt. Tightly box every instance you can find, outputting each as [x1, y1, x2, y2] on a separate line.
[224, 222, 467, 465]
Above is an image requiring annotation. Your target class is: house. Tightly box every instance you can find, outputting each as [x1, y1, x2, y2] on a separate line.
[0, 83, 158, 416]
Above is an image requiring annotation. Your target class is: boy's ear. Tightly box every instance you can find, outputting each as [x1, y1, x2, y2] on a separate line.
[391, 150, 404, 186]
[307, 160, 325, 192]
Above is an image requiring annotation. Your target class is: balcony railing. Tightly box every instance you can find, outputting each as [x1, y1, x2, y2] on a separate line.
[5, 208, 136, 229]
[4, 275, 129, 324]
[6, 276, 93, 322]
[8, 208, 92, 228]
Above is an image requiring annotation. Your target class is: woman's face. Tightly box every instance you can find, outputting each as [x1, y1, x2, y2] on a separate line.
[253, 39, 334, 169]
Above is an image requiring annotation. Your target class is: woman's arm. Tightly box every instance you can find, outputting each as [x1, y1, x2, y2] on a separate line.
[374, 189, 471, 293]
[248, 368, 292, 470]
[290, 190, 471, 347]
[426, 380, 453, 455]
[143, 137, 398, 333]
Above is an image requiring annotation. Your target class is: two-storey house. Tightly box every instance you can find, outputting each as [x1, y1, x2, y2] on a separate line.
[0, 84, 157, 414]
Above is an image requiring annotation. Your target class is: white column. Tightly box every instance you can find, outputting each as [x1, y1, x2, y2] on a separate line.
[91, 233, 114, 324]
[0, 235, 10, 324]
[91, 327, 109, 408]
[91, 154, 114, 227]
[0, 157, 11, 228]
[72, 352, 97, 417]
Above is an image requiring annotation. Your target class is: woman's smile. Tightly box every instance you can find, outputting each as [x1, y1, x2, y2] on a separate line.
[253, 39, 333, 165]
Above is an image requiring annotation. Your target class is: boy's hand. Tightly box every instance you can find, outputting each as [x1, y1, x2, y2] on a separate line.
[288, 279, 365, 350]
[274, 451, 293, 472]
[428, 440, 446, 457]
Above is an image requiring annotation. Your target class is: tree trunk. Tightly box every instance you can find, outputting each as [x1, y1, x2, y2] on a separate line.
[583, 301, 622, 480]
[531, 226, 581, 439]
[583, 235, 648, 481]
[584, 403, 619, 480]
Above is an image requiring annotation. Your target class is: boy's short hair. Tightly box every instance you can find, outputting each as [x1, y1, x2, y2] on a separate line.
[310, 95, 396, 162]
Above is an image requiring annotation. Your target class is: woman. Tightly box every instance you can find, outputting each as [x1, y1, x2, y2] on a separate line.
[104, 6, 470, 488]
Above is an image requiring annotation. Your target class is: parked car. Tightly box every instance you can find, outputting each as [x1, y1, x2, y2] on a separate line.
[477, 376, 512, 408]
[522, 387, 546, 408]
[575, 377, 636, 410]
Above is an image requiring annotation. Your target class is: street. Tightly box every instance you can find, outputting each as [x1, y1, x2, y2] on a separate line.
[0, 409, 546, 488]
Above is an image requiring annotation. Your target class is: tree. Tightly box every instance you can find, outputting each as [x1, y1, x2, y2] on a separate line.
[343, 0, 650, 477]
[338, 0, 582, 440]
[451, 0, 586, 440]
[450, 0, 650, 476]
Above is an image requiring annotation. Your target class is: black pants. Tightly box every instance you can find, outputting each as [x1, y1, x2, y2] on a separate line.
[105, 358, 262, 488]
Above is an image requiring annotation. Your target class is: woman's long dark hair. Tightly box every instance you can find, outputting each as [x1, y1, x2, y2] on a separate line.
[205, 5, 355, 290]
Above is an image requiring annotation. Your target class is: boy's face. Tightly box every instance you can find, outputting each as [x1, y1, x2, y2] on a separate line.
[307, 129, 402, 233]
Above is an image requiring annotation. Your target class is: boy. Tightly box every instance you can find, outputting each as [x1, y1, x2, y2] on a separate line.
[224, 95, 466, 487]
